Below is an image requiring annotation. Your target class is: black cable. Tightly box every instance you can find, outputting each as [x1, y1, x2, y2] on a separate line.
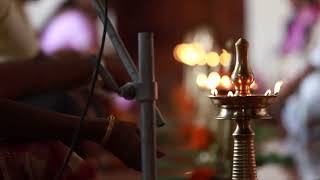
[54, 0, 108, 179]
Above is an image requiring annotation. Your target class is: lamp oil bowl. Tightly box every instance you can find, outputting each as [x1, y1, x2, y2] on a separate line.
[209, 38, 277, 180]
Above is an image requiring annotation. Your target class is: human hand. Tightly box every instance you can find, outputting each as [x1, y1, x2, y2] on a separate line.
[103, 120, 164, 171]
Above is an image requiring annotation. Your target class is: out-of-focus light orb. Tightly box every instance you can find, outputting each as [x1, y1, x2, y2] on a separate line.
[206, 52, 220, 67]
[220, 75, 232, 89]
[196, 73, 207, 88]
[173, 43, 205, 66]
[192, 43, 206, 65]
[173, 44, 185, 62]
[220, 49, 232, 67]
[206, 71, 221, 89]
[174, 44, 197, 66]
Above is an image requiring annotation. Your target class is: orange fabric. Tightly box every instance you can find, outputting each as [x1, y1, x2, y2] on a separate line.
[187, 126, 213, 151]
[189, 167, 215, 180]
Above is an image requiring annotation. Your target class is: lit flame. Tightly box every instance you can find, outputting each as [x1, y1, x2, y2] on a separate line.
[220, 49, 232, 67]
[211, 88, 218, 96]
[220, 75, 232, 89]
[196, 73, 207, 88]
[206, 72, 221, 89]
[205, 52, 220, 67]
[227, 91, 234, 97]
[264, 89, 272, 96]
[173, 43, 206, 66]
[274, 81, 283, 94]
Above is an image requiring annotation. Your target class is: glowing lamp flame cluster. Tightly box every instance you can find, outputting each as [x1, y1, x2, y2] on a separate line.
[174, 43, 206, 66]
[196, 72, 232, 90]
[211, 80, 284, 97]
[174, 43, 232, 67]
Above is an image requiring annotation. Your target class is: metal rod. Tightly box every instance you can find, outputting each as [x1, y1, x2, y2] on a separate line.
[98, 65, 120, 92]
[92, 0, 165, 127]
[93, 0, 139, 80]
[138, 33, 157, 180]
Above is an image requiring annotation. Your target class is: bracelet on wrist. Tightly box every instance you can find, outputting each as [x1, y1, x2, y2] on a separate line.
[101, 115, 116, 145]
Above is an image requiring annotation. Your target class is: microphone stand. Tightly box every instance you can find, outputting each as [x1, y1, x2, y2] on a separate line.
[92, 0, 166, 127]
[92, 1, 164, 179]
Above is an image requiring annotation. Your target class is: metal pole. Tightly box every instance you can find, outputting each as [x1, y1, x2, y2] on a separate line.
[92, 0, 165, 127]
[98, 64, 120, 92]
[138, 33, 157, 180]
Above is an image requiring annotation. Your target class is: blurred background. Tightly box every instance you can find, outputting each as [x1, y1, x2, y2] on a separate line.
[20, 0, 320, 179]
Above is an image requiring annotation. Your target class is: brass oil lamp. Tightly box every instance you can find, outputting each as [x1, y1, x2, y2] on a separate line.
[209, 38, 277, 180]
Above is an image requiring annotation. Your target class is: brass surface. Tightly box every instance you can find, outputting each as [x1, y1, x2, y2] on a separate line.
[231, 38, 254, 96]
[209, 38, 277, 180]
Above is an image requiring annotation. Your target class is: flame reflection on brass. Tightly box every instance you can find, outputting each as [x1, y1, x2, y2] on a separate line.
[250, 81, 258, 90]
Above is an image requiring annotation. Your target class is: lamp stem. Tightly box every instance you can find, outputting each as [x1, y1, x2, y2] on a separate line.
[232, 117, 257, 180]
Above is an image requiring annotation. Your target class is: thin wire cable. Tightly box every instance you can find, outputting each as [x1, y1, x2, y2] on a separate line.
[54, 0, 108, 179]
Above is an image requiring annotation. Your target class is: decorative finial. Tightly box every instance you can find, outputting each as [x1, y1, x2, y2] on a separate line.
[231, 38, 254, 96]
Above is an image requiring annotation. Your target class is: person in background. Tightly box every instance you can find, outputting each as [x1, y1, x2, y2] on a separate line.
[276, 0, 320, 179]
[282, 0, 319, 55]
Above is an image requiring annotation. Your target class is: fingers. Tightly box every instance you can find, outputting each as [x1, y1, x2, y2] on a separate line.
[105, 121, 166, 172]
[104, 121, 142, 171]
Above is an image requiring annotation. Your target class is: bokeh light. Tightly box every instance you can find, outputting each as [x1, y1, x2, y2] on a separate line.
[173, 43, 206, 66]
[206, 52, 220, 67]
[220, 75, 232, 89]
[196, 73, 208, 88]
[220, 49, 232, 67]
[206, 72, 221, 89]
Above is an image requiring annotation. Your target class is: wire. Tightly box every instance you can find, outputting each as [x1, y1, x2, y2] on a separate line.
[54, 0, 109, 179]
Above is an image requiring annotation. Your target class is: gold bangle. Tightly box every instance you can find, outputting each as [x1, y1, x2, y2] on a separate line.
[101, 115, 116, 145]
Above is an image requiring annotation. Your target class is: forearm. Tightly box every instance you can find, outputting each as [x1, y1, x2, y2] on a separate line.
[277, 65, 315, 106]
[0, 53, 94, 99]
[0, 98, 106, 144]
[271, 64, 315, 122]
